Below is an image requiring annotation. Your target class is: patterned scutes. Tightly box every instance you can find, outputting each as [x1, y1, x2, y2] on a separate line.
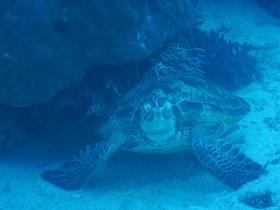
[106, 71, 250, 122]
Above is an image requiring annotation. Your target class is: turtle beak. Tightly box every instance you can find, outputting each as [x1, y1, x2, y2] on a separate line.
[153, 110, 166, 121]
[141, 113, 176, 142]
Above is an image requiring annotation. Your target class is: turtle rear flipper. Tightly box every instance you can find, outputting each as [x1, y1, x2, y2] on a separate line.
[192, 138, 267, 190]
[41, 141, 120, 190]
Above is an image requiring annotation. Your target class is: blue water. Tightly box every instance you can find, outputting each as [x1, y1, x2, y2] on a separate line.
[0, 0, 279, 209]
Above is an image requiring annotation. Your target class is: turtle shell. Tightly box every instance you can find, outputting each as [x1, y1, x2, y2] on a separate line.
[107, 71, 250, 122]
[95, 71, 250, 152]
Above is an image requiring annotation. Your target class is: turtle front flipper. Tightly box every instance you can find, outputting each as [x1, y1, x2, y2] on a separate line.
[41, 140, 121, 190]
[192, 138, 267, 190]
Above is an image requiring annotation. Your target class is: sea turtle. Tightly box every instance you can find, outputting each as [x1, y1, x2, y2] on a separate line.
[41, 70, 267, 191]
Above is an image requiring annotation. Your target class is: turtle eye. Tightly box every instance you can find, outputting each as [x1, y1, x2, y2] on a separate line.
[143, 103, 152, 113]
[150, 101, 156, 108]
[157, 98, 165, 107]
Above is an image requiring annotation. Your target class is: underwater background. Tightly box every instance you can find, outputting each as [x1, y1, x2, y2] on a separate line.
[0, 0, 280, 209]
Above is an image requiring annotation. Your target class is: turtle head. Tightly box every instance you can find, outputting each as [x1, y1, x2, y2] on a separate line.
[140, 97, 175, 142]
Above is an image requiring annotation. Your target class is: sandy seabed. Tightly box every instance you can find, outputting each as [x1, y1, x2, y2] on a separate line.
[1, 1, 280, 209]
